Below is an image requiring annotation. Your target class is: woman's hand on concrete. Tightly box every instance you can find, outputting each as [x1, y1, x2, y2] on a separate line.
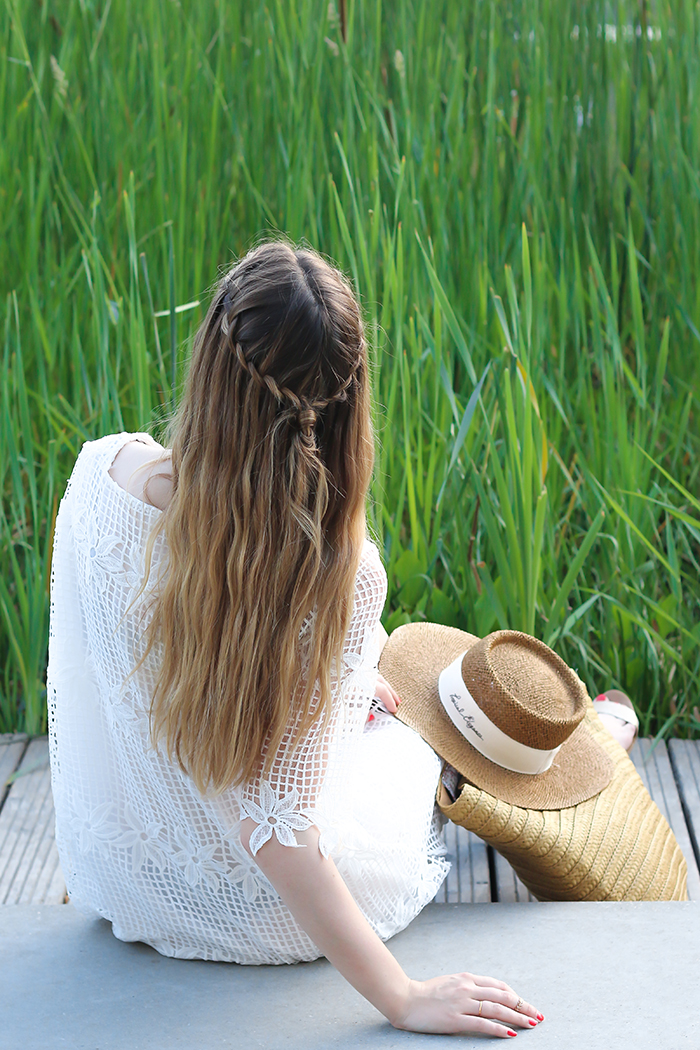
[391, 972, 543, 1037]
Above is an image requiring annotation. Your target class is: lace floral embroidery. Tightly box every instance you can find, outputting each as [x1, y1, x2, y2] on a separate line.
[114, 803, 167, 874]
[69, 798, 121, 853]
[239, 782, 312, 855]
[171, 827, 229, 889]
[106, 684, 151, 738]
[77, 514, 125, 590]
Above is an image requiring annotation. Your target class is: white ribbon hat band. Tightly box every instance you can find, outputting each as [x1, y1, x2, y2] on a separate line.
[438, 652, 562, 775]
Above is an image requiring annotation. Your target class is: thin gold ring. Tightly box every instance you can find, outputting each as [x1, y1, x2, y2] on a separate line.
[478, 1001, 483, 1017]
[515, 997, 523, 1013]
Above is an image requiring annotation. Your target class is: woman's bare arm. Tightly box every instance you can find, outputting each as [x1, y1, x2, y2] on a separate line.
[240, 819, 543, 1036]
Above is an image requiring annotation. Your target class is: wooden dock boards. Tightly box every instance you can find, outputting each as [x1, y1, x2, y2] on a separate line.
[491, 848, 536, 902]
[668, 739, 700, 896]
[433, 822, 492, 903]
[1, 733, 699, 906]
[0, 733, 27, 811]
[630, 738, 700, 901]
[0, 736, 65, 905]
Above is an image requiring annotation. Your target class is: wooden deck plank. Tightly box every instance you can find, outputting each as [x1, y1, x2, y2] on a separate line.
[460, 826, 491, 903]
[0, 738, 66, 905]
[630, 737, 700, 901]
[668, 739, 700, 896]
[0, 734, 28, 809]
[492, 848, 535, 902]
[440, 821, 462, 903]
[42, 856, 69, 905]
[432, 821, 453, 903]
[0, 740, 47, 897]
[435, 822, 491, 903]
[15, 777, 60, 904]
[0, 738, 52, 902]
[23, 836, 66, 905]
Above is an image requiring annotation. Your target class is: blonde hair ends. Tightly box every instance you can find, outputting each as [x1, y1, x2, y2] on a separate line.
[142, 242, 374, 794]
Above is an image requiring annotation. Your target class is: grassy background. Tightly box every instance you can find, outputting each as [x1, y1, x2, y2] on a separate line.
[1, 0, 699, 738]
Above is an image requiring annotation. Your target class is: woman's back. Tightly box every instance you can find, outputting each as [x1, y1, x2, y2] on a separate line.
[48, 431, 446, 963]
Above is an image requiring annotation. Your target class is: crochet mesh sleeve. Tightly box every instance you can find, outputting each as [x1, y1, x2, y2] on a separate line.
[235, 543, 387, 855]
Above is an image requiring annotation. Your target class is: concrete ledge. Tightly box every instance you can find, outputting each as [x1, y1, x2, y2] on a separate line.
[1, 901, 698, 1048]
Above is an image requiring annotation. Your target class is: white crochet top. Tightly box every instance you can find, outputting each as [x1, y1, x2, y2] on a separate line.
[48, 433, 448, 964]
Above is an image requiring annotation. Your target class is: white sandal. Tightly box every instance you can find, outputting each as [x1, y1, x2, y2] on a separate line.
[593, 690, 639, 753]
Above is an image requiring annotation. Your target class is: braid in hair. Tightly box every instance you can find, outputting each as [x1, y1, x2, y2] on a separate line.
[221, 288, 360, 448]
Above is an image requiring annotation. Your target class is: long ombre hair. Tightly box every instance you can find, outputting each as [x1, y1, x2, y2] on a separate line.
[143, 242, 374, 794]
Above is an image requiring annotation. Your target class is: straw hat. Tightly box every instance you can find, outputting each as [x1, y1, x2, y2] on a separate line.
[380, 623, 614, 809]
[380, 622, 688, 901]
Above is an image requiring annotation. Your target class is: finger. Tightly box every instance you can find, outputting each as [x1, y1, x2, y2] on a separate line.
[454, 1016, 518, 1038]
[376, 674, 402, 707]
[475, 989, 539, 1020]
[384, 681, 400, 711]
[477, 1000, 540, 1029]
[379, 689, 398, 713]
[374, 681, 399, 714]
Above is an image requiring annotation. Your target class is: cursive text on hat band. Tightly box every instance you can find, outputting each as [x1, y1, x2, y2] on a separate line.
[438, 653, 563, 775]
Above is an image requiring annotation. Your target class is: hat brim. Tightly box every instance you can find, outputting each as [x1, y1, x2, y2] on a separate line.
[380, 622, 614, 810]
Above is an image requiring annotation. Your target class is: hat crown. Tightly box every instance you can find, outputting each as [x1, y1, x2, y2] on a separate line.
[460, 631, 587, 751]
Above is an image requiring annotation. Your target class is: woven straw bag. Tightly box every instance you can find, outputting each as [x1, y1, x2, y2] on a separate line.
[438, 704, 688, 901]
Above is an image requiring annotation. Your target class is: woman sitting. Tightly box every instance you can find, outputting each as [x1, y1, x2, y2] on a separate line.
[48, 241, 542, 1037]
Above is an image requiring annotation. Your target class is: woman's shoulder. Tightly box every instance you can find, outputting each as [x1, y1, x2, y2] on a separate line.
[107, 436, 172, 510]
[64, 432, 168, 521]
[80, 430, 160, 461]
[354, 536, 387, 604]
[71, 431, 150, 474]
[360, 535, 384, 571]
[70, 431, 163, 486]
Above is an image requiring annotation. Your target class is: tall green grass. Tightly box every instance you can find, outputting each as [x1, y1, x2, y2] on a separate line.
[1, 0, 699, 738]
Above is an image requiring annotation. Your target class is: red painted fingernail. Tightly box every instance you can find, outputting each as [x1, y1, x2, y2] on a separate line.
[529, 1019, 537, 1026]
[507, 1032, 517, 1038]
[537, 1014, 544, 1021]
